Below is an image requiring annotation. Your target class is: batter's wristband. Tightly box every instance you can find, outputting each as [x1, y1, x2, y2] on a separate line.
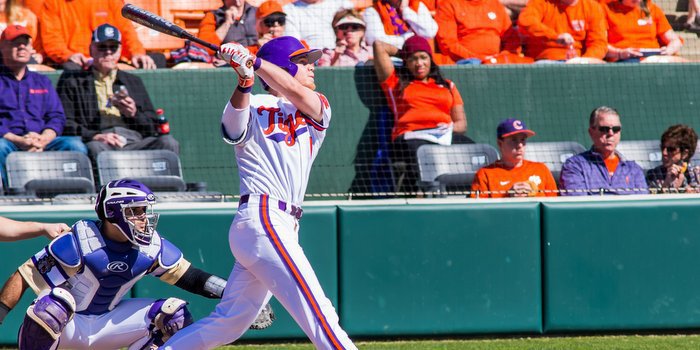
[0, 301, 11, 325]
[237, 85, 253, 93]
[252, 57, 261, 71]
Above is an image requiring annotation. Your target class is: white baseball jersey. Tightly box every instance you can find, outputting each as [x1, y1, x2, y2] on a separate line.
[163, 90, 357, 349]
[223, 92, 331, 205]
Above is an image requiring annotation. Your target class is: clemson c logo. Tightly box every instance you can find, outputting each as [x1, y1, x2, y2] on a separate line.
[513, 120, 523, 130]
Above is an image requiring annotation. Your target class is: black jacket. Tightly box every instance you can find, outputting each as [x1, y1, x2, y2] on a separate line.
[57, 69, 157, 142]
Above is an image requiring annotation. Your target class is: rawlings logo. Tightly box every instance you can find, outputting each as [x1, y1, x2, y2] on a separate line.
[36, 255, 56, 274]
[107, 261, 129, 273]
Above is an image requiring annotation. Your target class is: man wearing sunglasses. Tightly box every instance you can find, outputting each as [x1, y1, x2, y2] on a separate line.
[247, 0, 287, 55]
[560, 106, 648, 195]
[56, 24, 180, 163]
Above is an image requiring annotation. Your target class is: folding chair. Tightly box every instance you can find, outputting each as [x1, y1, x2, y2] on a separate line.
[6, 151, 95, 198]
[525, 141, 587, 185]
[416, 144, 500, 196]
[616, 140, 662, 171]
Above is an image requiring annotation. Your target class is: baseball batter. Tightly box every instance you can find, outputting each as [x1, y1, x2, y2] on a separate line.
[0, 179, 229, 349]
[161, 37, 357, 349]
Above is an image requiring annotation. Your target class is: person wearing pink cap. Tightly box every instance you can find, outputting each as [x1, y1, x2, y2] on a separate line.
[373, 35, 473, 194]
[471, 118, 558, 198]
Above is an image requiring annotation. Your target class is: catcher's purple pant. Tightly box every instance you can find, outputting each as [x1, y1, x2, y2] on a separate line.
[161, 194, 356, 349]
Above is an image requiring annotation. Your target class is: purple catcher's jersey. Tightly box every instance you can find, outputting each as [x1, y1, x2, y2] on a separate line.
[28, 220, 182, 315]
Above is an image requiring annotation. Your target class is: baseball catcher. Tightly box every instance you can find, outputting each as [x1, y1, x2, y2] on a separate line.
[0, 179, 274, 349]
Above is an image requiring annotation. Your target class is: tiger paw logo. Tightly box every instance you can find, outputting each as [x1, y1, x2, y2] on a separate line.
[259, 107, 308, 146]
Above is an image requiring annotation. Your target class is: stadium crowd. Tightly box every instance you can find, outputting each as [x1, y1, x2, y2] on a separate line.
[0, 0, 698, 198]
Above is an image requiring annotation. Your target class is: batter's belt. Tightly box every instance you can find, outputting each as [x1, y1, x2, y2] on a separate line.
[239, 194, 304, 220]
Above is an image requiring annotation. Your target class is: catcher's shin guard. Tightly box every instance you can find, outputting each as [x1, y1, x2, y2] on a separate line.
[19, 288, 76, 350]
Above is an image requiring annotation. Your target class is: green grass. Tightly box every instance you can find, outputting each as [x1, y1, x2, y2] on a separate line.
[214, 335, 700, 349]
[3, 335, 700, 349]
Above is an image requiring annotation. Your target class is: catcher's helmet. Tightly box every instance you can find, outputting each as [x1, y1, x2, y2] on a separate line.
[257, 36, 321, 77]
[96, 179, 159, 246]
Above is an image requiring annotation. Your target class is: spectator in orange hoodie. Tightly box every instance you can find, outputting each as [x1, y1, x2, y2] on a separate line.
[435, 0, 522, 64]
[518, 0, 607, 62]
[40, 0, 157, 70]
[602, 0, 682, 62]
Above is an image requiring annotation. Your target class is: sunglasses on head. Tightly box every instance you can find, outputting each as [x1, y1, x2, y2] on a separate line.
[97, 43, 120, 52]
[596, 125, 622, 134]
[337, 23, 363, 31]
[263, 16, 285, 27]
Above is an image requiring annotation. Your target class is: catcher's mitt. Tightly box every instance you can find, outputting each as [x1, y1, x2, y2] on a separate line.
[249, 303, 275, 330]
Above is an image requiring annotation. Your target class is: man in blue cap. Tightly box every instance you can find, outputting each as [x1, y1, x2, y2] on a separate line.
[56, 24, 179, 162]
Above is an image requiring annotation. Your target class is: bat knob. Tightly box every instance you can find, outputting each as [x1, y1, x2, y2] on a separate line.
[245, 59, 254, 68]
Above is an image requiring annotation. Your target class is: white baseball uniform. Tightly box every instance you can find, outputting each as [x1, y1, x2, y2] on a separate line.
[162, 93, 356, 349]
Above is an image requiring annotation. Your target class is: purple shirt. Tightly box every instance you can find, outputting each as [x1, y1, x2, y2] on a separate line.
[0, 65, 65, 137]
[560, 148, 649, 196]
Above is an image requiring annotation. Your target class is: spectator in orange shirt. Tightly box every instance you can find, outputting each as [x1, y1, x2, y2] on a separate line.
[518, 0, 608, 62]
[435, 0, 523, 64]
[602, 0, 682, 62]
[373, 36, 473, 194]
[471, 118, 558, 198]
[198, 0, 258, 57]
[0, 0, 40, 63]
[40, 0, 157, 70]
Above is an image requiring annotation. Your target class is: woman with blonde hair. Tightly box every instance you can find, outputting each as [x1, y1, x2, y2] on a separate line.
[317, 9, 373, 66]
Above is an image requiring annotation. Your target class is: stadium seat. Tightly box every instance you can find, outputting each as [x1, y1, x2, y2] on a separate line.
[6, 152, 95, 198]
[159, 0, 221, 34]
[96, 150, 187, 191]
[96, 150, 225, 202]
[416, 143, 499, 195]
[525, 141, 587, 185]
[616, 140, 662, 171]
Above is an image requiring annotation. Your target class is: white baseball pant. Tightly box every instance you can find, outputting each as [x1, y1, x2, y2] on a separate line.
[161, 194, 356, 349]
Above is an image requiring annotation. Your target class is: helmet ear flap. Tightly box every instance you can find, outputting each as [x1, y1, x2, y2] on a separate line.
[95, 185, 107, 220]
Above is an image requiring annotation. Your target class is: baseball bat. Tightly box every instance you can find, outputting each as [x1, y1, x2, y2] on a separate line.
[121, 3, 220, 53]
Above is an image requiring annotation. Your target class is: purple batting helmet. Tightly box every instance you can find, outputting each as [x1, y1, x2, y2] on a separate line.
[257, 36, 321, 77]
[95, 179, 159, 246]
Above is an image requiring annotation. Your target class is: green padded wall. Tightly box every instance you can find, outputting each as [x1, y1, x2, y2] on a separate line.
[134, 206, 339, 340]
[337, 203, 543, 336]
[45, 64, 700, 196]
[0, 207, 338, 343]
[542, 199, 700, 332]
[0, 210, 95, 344]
